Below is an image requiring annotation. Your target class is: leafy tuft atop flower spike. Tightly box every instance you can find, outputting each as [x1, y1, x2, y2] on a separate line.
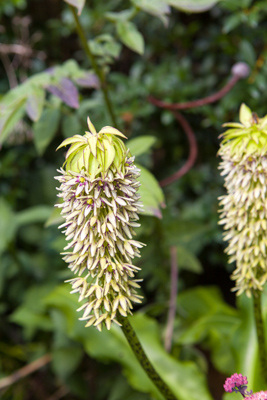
[55, 117, 145, 331]
[218, 104, 267, 296]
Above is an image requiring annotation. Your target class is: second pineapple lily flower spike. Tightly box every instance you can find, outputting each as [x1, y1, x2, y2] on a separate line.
[55, 117, 145, 331]
[218, 104, 267, 297]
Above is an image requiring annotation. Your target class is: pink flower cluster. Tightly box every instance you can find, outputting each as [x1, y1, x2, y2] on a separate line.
[224, 373, 248, 393]
[246, 392, 267, 400]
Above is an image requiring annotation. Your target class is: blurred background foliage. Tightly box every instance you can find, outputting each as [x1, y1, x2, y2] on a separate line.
[1, 0, 267, 399]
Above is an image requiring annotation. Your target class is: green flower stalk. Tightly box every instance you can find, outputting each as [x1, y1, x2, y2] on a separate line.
[218, 104, 267, 297]
[55, 117, 144, 331]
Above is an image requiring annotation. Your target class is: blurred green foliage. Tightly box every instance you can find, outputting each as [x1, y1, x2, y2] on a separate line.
[1, 0, 267, 399]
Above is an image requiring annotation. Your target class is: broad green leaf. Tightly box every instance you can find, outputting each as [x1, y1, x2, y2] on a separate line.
[222, 13, 243, 33]
[63, 0, 85, 15]
[0, 98, 26, 144]
[16, 206, 52, 227]
[33, 108, 61, 155]
[62, 114, 82, 138]
[230, 294, 266, 393]
[163, 219, 210, 249]
[0, 199, 16, 255]
[176, 245, 202, 273]
[176, 287, 240, 375]
[167, 0, 220, 13]
[52, 346, 83, 379]
[136, 164, 165, 218]
[10, 284, 55, 339]
[131, 0, 170, 26]
[105, 9, 137, 22]
[26, 87, 45, 122]
[45, 207, 64, 227]
[127, 135, 157, 157]
[116, 21, 144, 55]
[239, 40, 256, 66]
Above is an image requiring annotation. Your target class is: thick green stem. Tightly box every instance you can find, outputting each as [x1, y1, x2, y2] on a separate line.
[253, 290, 267, 384]
[69, 6, 118, 128]
[117, 315, 177, 400]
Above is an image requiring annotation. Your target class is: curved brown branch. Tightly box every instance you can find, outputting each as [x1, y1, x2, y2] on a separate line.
[148, 75, 239, 110]
[159, 111, 197, 187]
[0, 354, 52, 390]
[164, 246, 178, 352]
[152, 63, 250, 187]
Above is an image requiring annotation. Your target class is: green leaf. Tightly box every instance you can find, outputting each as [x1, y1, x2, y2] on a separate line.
[0, 97, 26, 144]
[26, 87, 45, 122]
[136, 164, 165, 218]
[45, 207, 64, 227]
[232, 294, 265, 392]
[33, 108, 61, 155]
[63, 0, 85, 15]
[116, 21, 144, 55]
[176, 245, 203, 273]
[131, 0, 170, 25]
[222, 13, 243, 33]
[52, 346, 83, 379]
[105, 9, 137, 22]
[62, 114, 82, 138]
[239, 40, 256, 66]
[0, 199, 16, 255]
[127, 136, 157, 157]
[167, 0, 220, 13]
[10, 284, 55, 339]
[176, 286, 240, 375]
[16, 206, 53, 227]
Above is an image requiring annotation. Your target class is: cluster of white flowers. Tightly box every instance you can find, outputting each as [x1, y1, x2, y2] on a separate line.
[55, 118, 144, 330]
[218, 104, 267, 296]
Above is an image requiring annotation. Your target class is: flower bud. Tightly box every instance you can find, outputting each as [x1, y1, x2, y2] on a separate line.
[55, 117, 144, 331]
[218, 104, 267, 296]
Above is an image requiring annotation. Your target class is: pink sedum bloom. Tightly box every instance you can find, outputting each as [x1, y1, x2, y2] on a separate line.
[246, 392, 267, 400]
[224, 373, 248, 393]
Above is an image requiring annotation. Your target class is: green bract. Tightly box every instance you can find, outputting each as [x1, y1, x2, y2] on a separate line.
[221, 103, 267, 157]
[55, 118, 144, 330]
[218, 104, 267, 297]
[57, 117, 128, 177]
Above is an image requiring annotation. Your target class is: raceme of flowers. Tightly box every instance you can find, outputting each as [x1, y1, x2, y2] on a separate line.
[224, 373, 265, 400]
[218, 104, 267, 297]
[55, 117, 144, 331]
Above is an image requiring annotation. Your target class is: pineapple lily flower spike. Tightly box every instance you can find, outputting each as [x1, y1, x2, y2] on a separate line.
[55, 117, 145, 332]
[218, 104, 267, 297]
[219, 105, 267, 384]
[55, 118, 177, 400]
